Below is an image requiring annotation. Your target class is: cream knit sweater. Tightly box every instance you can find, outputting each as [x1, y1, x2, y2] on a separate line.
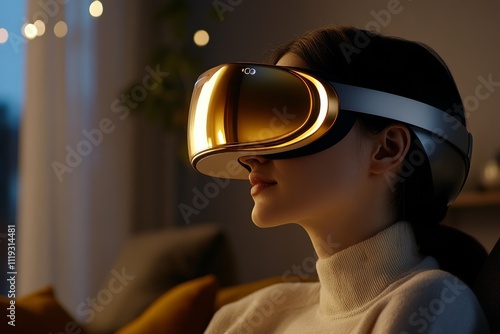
[205, 222, 490, 333]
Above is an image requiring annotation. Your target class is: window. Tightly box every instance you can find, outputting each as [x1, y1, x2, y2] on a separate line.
[0, 0, 25, 296]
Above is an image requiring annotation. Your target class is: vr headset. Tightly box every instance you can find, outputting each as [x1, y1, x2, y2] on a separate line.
[187, 63, 472, 206]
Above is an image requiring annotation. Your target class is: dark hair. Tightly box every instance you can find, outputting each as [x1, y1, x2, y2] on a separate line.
[269, 25, 486, 285]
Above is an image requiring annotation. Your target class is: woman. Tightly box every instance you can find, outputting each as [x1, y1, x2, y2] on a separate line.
[188, 25, 490, 333]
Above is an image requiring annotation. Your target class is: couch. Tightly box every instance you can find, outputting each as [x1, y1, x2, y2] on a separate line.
[0, 224, 289, 334]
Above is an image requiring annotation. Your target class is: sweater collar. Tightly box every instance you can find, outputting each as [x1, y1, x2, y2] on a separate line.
[316, 221, 423, 316]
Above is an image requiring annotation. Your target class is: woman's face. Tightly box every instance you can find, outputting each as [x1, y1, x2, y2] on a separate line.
[240, 128, 372, 229]
[240, 53, 375, 231]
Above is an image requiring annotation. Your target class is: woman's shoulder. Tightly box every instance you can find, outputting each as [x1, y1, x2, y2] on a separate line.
[226, 279, 320, 311]
[205, 280, 320, 333]
[377, 261, 490, 333]
[217, 280, 319, 317]
[399, 263, 467, 291]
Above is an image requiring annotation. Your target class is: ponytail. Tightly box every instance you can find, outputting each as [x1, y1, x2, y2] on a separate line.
[396, 131, 487, 285]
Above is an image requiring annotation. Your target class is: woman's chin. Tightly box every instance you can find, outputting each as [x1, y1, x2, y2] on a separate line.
[251, 209, 291, 228]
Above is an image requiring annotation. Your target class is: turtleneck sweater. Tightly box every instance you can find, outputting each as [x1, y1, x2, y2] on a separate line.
[205, 222, 490, 333]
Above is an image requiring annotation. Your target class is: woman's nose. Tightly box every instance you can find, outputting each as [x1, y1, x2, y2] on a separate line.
[239, 155, 269, 171]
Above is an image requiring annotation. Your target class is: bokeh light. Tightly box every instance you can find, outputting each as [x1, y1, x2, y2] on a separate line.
[193, 29, 210, 47]
[0, 28, 8, 44]
[34, 20, 46, 36]
[54, 21, 68, 38]
[22, 23, 38, 40]
[89, 1, 104, 18]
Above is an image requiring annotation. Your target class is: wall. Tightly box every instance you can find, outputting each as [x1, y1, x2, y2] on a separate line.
[182, 0, 500, 283]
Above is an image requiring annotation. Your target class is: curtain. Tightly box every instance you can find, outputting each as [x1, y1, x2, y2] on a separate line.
[17, 0, 155, 319]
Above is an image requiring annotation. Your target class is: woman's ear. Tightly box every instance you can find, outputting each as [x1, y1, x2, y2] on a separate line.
[369, 124, 411, 175]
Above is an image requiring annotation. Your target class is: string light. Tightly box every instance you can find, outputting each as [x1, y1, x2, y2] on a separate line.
[193, 29, 210, 47]
[22, 23, 38, 40]
[89, 1, 104, 17]
[0, 28, 8, 44]
[54, 21, 68, 38]
[34, 20, 46, 37]
[9, 1, 104, 42]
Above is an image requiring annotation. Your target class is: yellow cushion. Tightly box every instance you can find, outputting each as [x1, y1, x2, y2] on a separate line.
[0, 286, 85, 334]
[117, 275, 218, 334]
[87, 224, 225, 334]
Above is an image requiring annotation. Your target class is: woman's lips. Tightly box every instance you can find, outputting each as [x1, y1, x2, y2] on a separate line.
[249, 173, 277, 196]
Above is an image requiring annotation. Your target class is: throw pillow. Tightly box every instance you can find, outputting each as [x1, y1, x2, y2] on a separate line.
[0, 286, 85, 334]
[116, 275, 218, 334]
[84, 224, 224, 334]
